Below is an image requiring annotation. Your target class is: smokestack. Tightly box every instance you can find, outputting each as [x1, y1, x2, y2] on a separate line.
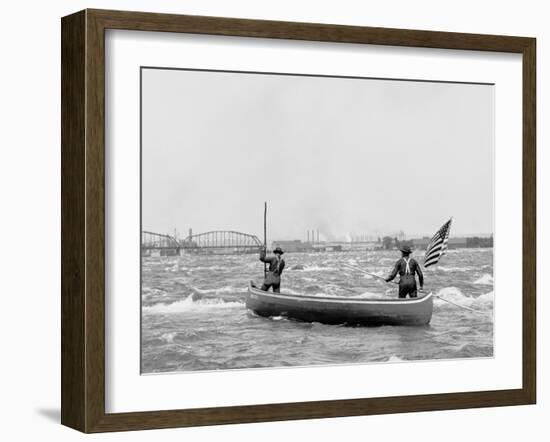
[189, 228, 192, 240]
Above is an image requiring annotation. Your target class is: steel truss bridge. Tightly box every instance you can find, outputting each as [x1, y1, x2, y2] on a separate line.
[141, 231, 181, 251]
[141, 230, 262, 255]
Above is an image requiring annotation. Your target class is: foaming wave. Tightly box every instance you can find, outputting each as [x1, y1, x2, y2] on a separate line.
[160, 329, 202, 343]
[303, 265, 336, 272]
[435, 287, 494, 309]
[143, 295, 243, 314]
[269, 316, 285, 321]
[354, 291, 391, 299]
[142, 287, 167, 296]
[163, 261, 180, 272]
[300, 276, 318, 283]
[161, 332, 177, 343]
[279, 287, 303, 296]
[474, 274, 494, 285]
[191, 286, 241, 295]
[436, 266, 476, 272]
[477, 291, 494, 305]
[187, 265, 230, 272]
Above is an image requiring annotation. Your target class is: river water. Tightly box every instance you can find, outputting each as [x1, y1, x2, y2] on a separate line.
[141, 248, 494, 373]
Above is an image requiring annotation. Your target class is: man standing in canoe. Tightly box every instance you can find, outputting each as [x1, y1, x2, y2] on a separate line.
[259, 246, 286, 293]
[385, 245, 424, 298]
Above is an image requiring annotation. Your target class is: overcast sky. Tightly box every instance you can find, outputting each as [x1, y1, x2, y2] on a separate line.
[142, 68, 494, 241]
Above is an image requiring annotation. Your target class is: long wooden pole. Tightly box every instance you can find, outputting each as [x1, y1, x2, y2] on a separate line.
[342, 262, 396, 284]
[263, 202, 267, 279]
[343, 263, 483, 314]
[433, 295, 484, 314]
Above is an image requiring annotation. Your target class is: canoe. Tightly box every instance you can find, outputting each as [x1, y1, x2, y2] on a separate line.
[246, 282, 433, 326]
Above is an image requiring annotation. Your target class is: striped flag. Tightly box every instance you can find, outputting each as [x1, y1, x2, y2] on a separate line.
[424, 218, 453, 268]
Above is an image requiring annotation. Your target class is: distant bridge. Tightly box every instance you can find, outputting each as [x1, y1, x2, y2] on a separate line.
[180, 230, 262, 251]
[142, 231, 181, 250]
[141, 230, 262, 255]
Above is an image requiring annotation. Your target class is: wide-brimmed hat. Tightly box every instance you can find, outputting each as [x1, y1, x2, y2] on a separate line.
[399, 245, 412, 254]
[273, 247, 284, 255]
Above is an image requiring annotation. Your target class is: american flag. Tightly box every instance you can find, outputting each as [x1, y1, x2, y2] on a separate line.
[424, 218, 453, 268]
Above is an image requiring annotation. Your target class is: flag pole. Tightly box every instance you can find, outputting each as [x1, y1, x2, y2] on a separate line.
[264, 202, 267, 279]
[423, 217, 453, 268]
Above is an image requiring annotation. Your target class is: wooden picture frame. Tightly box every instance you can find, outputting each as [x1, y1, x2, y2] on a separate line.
[61, 9, 536, 433]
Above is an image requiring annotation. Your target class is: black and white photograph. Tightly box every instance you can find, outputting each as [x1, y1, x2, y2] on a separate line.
[2, 0, 544, 438]
[140, 67, 495, 374]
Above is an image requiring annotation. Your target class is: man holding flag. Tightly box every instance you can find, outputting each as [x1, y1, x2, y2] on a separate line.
[385, 218, 453, 298]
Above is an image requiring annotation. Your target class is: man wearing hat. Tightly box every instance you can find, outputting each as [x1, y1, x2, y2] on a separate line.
[385, 245, 424, 298]
[259, 246, 286, 293]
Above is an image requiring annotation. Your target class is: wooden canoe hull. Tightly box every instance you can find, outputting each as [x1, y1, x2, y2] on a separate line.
[246, 283, 433, 326]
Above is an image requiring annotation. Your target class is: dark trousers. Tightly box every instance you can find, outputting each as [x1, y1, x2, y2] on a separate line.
[261, 282, 281, 293]
[398, 275, 418, 298]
